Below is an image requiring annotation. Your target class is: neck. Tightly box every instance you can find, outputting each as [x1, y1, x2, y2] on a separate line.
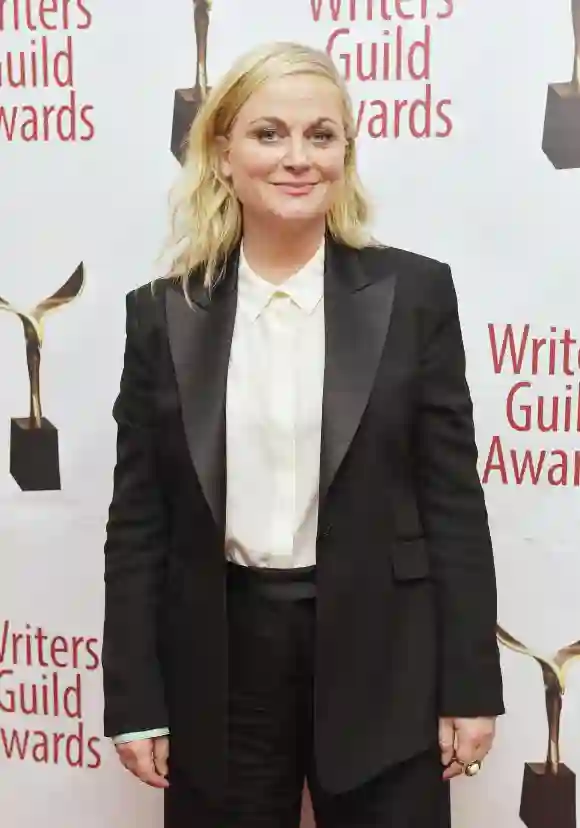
[241, 217, 325, 285]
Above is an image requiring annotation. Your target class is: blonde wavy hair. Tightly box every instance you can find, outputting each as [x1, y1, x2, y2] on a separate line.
[163, 41, 372, 293]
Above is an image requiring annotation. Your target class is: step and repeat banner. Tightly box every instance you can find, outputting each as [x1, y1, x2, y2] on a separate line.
[1, 1, 579, 826]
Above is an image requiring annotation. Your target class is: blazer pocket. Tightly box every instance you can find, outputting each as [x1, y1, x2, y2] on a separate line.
[391, 537, 430, 581]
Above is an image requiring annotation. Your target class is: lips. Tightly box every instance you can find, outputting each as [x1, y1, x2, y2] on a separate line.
[273, 182, 318, 195]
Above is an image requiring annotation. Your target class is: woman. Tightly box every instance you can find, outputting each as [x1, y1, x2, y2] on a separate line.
[102, 41, 504, 828]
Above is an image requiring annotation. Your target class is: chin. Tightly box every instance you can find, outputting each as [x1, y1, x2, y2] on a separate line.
[268, 200, 327, 223]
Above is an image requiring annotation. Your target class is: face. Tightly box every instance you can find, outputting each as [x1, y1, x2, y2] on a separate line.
[218, 74, 348, 227]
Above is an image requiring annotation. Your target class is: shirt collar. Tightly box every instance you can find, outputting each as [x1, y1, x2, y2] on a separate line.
[237, 240, 325, 321]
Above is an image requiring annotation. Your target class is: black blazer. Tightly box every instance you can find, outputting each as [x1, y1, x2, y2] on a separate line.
[102, 237, 504, 799]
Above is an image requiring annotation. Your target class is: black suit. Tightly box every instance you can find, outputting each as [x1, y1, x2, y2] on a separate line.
[102, 237, 504, 812]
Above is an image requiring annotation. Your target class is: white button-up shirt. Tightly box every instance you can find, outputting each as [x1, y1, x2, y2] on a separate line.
[224, 242, 325, 569]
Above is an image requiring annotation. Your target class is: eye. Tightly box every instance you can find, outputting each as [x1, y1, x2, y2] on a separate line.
[311, 130, 336, 144]
[255, 128, 280, 143]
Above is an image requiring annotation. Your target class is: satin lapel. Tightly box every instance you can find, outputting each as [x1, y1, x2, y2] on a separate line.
[319, 240, 397, 504]
[165, 253, 239, 529]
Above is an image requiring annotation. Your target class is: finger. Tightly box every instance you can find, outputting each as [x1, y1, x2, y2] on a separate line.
[442, 761, 463, 781]
[454, 728, 479, 767]
[136, 762, 169, 789]
[131, 756, 169, 789]
[438, 718, 455, 768]
[477, 731, 494, 760]
[118, 748, 169, 789]
[153, 738, 169, 779]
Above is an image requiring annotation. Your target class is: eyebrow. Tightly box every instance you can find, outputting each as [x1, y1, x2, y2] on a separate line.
[248, 116, 340, 128]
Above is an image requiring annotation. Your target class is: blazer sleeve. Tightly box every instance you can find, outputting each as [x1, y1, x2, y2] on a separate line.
[102, 289, 169, 737]
[416, 264, 504, 718]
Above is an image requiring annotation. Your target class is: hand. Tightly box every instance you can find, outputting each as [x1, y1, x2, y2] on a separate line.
[439, 717, 496, 780]
[115, 736, 170, 788]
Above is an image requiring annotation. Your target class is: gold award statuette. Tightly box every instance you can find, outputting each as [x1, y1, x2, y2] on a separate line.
[542, 0, 580, 168]
[0, 263, 85, 491]
[171, 0, 212, 163]
[497, 625, 580, 828]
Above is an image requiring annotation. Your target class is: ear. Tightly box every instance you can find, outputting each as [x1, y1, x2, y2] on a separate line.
[215, 135, 232, 179]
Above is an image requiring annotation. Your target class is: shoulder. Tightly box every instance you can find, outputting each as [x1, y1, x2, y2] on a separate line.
[124, 277, 179, 328]
[360, 242, 455, 309]
[128, 276, 176, 307]
[361, 242, 450, 283]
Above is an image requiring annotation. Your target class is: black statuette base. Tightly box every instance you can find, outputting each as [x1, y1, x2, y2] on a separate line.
[171, 86, 211, 164]
[10, 417, 61, 491]
[542, 83, 580, 170]
[519, 762, 576, 828]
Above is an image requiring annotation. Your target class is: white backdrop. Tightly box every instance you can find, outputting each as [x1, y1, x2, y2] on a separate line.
[1, 1, 579, 826]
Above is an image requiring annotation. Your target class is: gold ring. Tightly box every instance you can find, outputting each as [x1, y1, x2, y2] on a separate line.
[464, 760, 481, 777]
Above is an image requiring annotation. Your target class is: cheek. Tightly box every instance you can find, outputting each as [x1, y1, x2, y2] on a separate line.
[230, 146, 279, 183]
[316, 149, 347, 183]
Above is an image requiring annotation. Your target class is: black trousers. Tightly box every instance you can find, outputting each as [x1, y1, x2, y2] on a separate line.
[165, 563, 450, 828]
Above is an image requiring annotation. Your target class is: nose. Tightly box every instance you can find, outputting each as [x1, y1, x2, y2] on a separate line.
[282, 135, 311, 171]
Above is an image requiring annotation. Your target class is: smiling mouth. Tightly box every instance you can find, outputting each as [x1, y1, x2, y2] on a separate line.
[273, 182, 318, 195]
